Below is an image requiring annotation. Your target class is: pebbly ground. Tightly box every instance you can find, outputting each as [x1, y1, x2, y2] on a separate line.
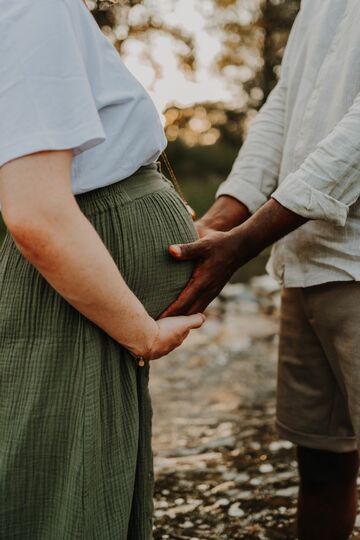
[150, 277, 360, 540]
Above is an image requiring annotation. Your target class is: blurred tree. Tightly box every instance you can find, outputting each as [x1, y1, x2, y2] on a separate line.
[89, 0, 196, 76]
[88, 0, 300, 110]
[210, 0, 300, 107]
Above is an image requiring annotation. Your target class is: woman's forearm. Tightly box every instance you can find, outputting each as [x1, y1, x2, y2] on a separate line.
[9, 203, 158, 357]
[0, 152, 206, 361]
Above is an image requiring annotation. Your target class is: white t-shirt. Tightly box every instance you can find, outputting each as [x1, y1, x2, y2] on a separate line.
[0, 0, 167, 194]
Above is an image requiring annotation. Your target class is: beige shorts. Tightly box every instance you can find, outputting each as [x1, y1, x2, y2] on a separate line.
[276, 282, 360, 453]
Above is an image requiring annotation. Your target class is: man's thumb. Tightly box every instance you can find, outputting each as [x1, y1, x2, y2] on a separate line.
[168, 240, 201, 261]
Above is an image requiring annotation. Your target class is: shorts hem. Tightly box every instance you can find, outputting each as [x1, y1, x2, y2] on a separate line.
[276, 419, 357, 453]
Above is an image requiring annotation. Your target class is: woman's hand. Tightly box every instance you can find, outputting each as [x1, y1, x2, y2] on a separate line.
[137, 313, 206, 361]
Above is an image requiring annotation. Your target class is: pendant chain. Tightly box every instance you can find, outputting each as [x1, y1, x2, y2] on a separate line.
[160, 152, 185, 201]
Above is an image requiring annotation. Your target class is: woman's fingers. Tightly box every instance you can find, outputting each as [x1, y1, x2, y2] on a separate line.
[181, 313, 206, 330]
[148, 313, 206, 360]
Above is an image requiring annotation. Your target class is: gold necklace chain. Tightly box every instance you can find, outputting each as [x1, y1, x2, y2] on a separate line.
[160, 152, 196, 220]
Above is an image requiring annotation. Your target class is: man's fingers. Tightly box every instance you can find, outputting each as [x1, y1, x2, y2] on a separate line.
[160, 278, 205, 318]
[168, 239, 203, 261]
[184, 299, 212, 316]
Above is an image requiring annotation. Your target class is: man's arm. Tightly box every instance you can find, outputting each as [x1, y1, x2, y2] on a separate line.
[162, 199, 305, 316]
[201, 80, 287, 232]
[163, 88, 360, 317]
[197, 11, 303, 234]
[196, 196, 251, 236]
[196, 80, 287, 238]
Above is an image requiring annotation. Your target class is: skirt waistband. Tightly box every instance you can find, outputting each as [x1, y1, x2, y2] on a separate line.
[75, 162, 173, 216]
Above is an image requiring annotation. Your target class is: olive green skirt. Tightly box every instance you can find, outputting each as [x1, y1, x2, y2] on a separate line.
[0, 163, 197, 539]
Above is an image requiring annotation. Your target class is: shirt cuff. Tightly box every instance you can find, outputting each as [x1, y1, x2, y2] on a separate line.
[271, 173, 349, 227]
[216, 178, 268, 214]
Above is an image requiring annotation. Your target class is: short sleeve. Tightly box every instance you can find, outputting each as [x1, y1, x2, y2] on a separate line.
[0, 0, 106, 168]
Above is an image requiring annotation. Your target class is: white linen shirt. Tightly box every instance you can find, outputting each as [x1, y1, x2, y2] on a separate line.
[0, 0, 167, 196]
[216, 0, 360, 287]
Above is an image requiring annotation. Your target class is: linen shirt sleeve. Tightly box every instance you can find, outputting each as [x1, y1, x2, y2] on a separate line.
[216, 11, 302, 214]
[0, 0, 106, 169]
[272, 92, 360, 227]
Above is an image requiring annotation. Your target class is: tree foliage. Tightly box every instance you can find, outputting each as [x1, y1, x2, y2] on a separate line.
[89, 1, 196, 74]
[88, 0, 300, 147]
[211, 0, 300, 104]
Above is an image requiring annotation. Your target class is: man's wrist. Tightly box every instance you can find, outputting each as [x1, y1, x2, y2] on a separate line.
[227, 222, 262, 268]
[198, 195, 251, 232]
[227, 198, 307, 266]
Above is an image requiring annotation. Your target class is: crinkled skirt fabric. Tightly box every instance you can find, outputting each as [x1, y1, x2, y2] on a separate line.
[0, 164, 197, 539]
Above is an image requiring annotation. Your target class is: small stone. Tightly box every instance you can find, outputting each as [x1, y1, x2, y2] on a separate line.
[222, 470, 237, 481]
[276, 471, 296, 482]
[259, 463, 274, 474]
[269, 440, 294, 452]
[181, 521, 194, 529]
[250, 477, 262, 486]
[165, 502, 201, 518]
[250, 442, 261, 451]
[236, 473, 250, 484]
[156, 500, 168, 509]
[211, 481, 235, 494]
[228, 502, 245, 518]
[237, 491, 252, 500]
[275, 486, 298, 498]
[216, 498, 230, 507]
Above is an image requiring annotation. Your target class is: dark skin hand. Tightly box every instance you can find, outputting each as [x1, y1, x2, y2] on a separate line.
[161, 196, 307, 317]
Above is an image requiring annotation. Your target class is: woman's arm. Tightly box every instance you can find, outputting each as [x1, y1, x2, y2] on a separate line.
[0, 150, 204, 359]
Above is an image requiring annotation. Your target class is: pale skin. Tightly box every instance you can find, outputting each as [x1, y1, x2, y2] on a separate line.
[0, 149, 205, 360]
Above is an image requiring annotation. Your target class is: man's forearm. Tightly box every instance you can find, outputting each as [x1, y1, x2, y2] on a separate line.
[163, 197, 308, 317]
[229, 197, 307, 264]
[198, 195, 251, 232]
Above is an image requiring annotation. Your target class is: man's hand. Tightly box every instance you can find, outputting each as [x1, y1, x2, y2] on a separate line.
[161, 229, 244, 317]
[161, 199, 307, 318]
[161, 196, 252, 316]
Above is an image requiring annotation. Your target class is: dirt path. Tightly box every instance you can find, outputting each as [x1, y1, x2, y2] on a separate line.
[150, 280, 360, 540]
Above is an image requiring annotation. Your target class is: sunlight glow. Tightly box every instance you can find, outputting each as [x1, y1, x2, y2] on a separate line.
[121, 0, 233, 115]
